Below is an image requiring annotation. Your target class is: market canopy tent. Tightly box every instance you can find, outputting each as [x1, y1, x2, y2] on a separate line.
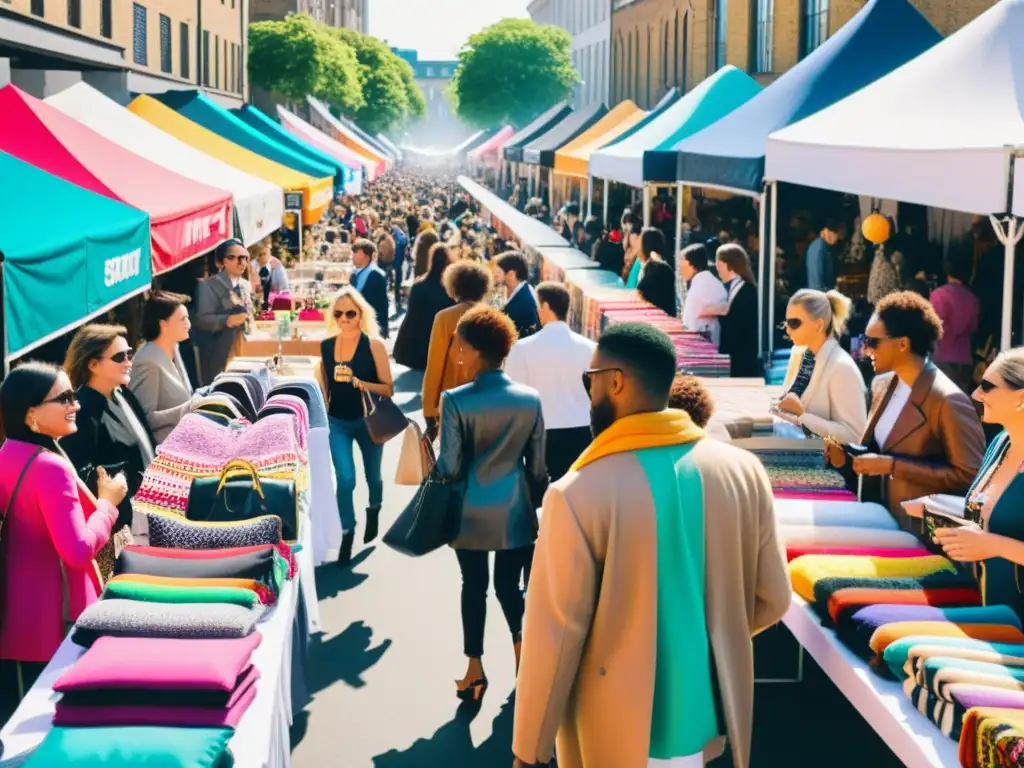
[276, 105, 371, 193]
[554, 100, 646, 179]
[233, 104, 351, 192]
[502, 102, 573, 163]
[335, 111, 394, 162]
[375, 133, 403, 161]
[307, 96, 390, 175]
[766, 0, 1024, 216]
[128, 95, 332, 224]
[522, 102, 608, 167]
[0, 85, 231, 275]
[469, 125, 515, 160]
[458, 175, 570, 248]
[47, 83, 282, 248]
[156, 90, 336, 181]
[673, 0, 943, 193]
[0, 151, 151, 362]
[455, 129, 492, 156]
[602, 87, 681, 151]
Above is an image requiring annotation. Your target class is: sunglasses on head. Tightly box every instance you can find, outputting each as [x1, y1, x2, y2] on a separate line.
[581, 367, 621, 396]
[41, 389, 78, 407]
[334, 309, 359, 320]
[106, 349, 134, 364]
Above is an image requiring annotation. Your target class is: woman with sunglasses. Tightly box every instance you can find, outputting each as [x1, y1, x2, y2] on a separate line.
[436, 306, 547, 704]
[922, 348, 1024, 618]
[191, 239, 253, 386]
[320, 287, 394, 566]
[775, 289, 866, 445]
[60, 324, 156, 548]
[0, 363, 126, 688]
[828, 291, 984, 529]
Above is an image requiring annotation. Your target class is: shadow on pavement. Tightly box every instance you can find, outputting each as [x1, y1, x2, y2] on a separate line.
[399, 395, 423, 415]
[392, 368, 423, 393]
[314, 547, 375, 599]
[308, 619, 393, 693]
[372, 694, 515, 767]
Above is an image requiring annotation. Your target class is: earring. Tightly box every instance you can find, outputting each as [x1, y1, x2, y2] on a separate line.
[29, 417, 39, 433]
[1018, 401, 1024, 412]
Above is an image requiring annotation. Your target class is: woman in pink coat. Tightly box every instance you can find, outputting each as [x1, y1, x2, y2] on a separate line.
[0, 362, 127, 673]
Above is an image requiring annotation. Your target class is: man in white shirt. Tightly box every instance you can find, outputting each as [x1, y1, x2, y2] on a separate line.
[505, 282, 596, 482]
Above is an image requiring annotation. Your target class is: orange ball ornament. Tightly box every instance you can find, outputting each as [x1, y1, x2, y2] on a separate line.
[862, 212, 891, 245]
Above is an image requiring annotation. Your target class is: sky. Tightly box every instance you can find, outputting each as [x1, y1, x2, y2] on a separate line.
[368, 0, 531, 61]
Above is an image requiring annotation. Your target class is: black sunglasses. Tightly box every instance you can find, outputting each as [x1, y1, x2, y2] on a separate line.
[41, 389, 78, 407]
[779, 318, 803, 331]
[334, 309, 359, 320]
[979, 379, 1000, 393]
[582, 367, 621, 396]
[105, 349, 134, 364]
[859, 335, 890, 350]
[223, 253, 250, 263]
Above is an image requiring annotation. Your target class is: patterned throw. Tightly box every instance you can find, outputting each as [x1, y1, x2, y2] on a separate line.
[883, 638, 1024, 681]
[788, 554, 956, 603]
[810, 572, 980, 618]
[871, 624, 1024, 657]
[959, 707, 1024, 768]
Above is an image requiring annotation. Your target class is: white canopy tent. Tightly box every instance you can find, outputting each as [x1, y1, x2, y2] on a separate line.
[47, 82, 284, 247]
[766, 0, 1024, 349]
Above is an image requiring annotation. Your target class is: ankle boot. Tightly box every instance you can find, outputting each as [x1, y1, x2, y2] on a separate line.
[364, 506, 381, 543]
[337, 531, 355, 567]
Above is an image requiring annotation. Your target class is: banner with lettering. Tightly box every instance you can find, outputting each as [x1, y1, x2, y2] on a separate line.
[149, 199, 233, 275]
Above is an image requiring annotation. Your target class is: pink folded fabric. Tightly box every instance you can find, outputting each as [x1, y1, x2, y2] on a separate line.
[54, 635, 262, 693]
[53, 672, 259, 728]
[774, 490, 857, 501]
[785, 546, 930, 563]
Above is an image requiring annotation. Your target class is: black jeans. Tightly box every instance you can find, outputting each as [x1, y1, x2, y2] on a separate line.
[544, 426, 593, 482]
[455, 546, 534, 658]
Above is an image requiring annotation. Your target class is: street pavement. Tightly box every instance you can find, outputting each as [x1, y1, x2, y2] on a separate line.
[289, 320, 906, 767]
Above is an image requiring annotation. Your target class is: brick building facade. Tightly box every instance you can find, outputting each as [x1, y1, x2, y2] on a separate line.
[610, 0, 999, 109]
[250, 0, 367, 32]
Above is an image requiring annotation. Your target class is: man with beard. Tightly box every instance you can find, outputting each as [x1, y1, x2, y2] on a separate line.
[512, 323, 790, 768]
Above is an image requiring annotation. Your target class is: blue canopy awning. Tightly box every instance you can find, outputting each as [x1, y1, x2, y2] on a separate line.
[502, 102, 573, 163]
[672, 0, 942, 193]
[521, 102, 608, 167]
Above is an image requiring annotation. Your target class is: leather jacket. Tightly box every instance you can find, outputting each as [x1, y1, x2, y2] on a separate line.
[436, 370, 548, 551]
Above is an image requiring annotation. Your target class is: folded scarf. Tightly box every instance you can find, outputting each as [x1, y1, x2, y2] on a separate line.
[884, 637, 1024, 680]
[780, 525, 921, 550]
[790, 554, 955, 603]
[919, 657, 1024, 698]
[108, 574, 276, 605]
[959, 707, 1024, 768]
[786, 545, 930, 563]
[904, 681, 963, 739]
[871, 622, 1024, 656]
[570, 409, 704, 472]
[907, 643, 1024, 681]
[828, 586, 982, 626]
[773, 500, 898, 530]
[812, 572, 978, 616]
[103, 580, 261, 608]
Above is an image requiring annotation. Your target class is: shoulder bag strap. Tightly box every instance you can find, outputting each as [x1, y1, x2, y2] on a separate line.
[1, 447, 43, 536]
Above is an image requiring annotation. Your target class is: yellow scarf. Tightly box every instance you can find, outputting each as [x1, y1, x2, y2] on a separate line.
[570, 409, 706, 472]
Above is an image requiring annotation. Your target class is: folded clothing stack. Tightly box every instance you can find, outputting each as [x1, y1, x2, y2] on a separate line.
[789, 554, 956, 604]
[959, 706, 1024, 768]
[905, 681, 1024, 740]
[811, 572, 981, 622]
[775, 500, 898, 531]
[24, 726, 235, 768]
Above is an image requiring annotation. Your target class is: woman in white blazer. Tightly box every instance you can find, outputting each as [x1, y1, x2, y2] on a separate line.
[776, 289, 867, 445]
[129, 291, 196, 444]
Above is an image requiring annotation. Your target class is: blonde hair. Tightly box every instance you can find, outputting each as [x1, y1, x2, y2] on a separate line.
[326, 286, 381, 338]
[789, 288, 852, 337]
[993, 348, 1024, 390]
[65, 323, 128, 389]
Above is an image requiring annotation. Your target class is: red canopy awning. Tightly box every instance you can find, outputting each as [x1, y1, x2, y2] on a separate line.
[0, 85, 232, 275]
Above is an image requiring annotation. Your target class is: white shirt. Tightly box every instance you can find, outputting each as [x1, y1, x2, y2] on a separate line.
[873, 378, 912, 448]
[682, 270, 728, 345]
[504, 321, 596, 430]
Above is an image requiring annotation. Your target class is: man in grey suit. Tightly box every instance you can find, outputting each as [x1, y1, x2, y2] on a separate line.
[191, 239, 252, 386]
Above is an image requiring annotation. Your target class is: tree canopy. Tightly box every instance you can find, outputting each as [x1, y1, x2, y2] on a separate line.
[450, 18, 578, 129]
[248, 14, 425, 134]
[248, 14, 363, 114]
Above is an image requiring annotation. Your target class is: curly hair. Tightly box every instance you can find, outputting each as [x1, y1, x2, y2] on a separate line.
[456, 305, 518, 366]
[443, 259, 493, 303]
[874, 290, 944, 358]
[668, 375, 715, 428]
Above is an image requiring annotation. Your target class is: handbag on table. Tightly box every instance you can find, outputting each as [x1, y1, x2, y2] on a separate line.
[383, 468, 463, 557]
[185, 459, 298, 542]
[394, 420, 436, 485]
[362, 390, 408, 445]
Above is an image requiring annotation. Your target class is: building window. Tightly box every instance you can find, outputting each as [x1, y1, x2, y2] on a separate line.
[645, 26, 651, 106]
[100, 0, 112, 38]
[231, 43, 236, 92]
[30, 0, 43, 18]
[180, 22, 190, 79]
[159, 15, 171, 74]
[214, 35, 220, 89]
[223, 39, 228, 89]
[67, 0, 81, 29]
[801, 0, 829, 57]
[202, 30, 210, 86]
[634, 29, 640, 101]
[756, 0, 774, 72]
[426, 67, 434, 77]
[662, 22, 669, 90]
[626, 32, 633, 100]
[132, 3, 148, 66]
[681, 12, 689, 90]
[237, 44, 243, 92]
[672, 12, 678, 87]
[715, 0, 727, 69]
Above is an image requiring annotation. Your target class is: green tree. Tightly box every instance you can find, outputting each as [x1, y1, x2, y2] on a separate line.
[332, 29, 425, 135]
[450, 18, 578, 128]
[398, 59, 426, 124]
[248, 14, 363, 113]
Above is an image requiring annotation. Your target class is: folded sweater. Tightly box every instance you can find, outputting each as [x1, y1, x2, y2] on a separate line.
[870, 622, 1024, 656]
[884, 637, 1024, 680]
[790, 554, 955, 603]
[919, 656, 1024, 698]
[773, 500, 898, 530]
[811, 572, 979, 617]
[906, 643, 1024, 682]
[827, 586, 982, 625]
[780, 526, 921, 550]
[786, 545, 930, 563]
[959, 707, 1024, 768]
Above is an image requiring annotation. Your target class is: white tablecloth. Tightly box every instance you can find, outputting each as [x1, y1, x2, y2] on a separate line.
[308, 427, 342, 568]
[0, 546, 312, 768]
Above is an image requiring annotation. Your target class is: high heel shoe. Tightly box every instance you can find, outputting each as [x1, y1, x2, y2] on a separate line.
[455, 677, 489, 703]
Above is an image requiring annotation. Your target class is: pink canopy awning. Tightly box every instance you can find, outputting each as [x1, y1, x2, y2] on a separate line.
[468, 125, 515, 160]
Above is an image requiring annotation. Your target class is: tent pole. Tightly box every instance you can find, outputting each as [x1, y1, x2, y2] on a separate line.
[757, 183, 768, 360]
[587, 175, 594, 218]
[768, 181, 779, 358]
[991, 214, 1023, 351]
[675, 182, 684, 315]
[603, 179, 610, 225]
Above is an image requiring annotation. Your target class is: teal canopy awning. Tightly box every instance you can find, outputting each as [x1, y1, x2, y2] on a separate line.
[232, 104, 349, 191]
[155, 90, 335, 180]
[0, 151, 151, 361]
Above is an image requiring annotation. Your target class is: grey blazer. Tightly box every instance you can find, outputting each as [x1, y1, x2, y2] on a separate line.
[436, 370, 548, 551]
[191, 270, 252, 386]
[128, 342, 194, 444]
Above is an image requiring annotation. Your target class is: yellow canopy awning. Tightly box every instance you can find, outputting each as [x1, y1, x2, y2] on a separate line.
[554, 100, 647, 179]
[128, 95, 332, 223]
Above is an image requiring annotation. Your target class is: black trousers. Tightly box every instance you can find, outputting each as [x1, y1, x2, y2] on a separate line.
[544, 426, 593, 483]
[455, 546, 534, 658]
